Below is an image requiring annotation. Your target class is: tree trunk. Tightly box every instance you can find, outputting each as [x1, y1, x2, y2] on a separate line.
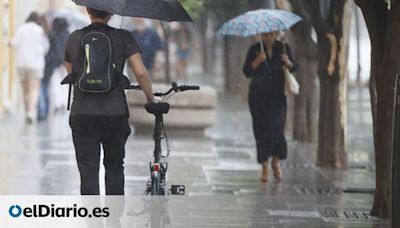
[317, 66, 348, 168]
[199, 12, 209, 73]
[285, 0, 319, 143]
[354, 4, 362, 87]
[195, 11, 218, 74]
[223, 36, 251, 97]
[292, 44, 319, 143]
[161, 23, 171, 83]
[308, 0, 351, 168]
[392, 74, 400, 228]
[206, 14, 218, 74]
[374, 17, 398, 219]
[355, 0, 400, 219]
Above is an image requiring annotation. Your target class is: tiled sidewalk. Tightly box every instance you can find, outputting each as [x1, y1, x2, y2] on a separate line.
[0, 87, 388, 227]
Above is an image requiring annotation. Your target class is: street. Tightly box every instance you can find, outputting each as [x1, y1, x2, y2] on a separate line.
[0, 79, 388, 227]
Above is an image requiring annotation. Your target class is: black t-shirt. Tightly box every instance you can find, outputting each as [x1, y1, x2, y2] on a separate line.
[65, 23, 141, 116]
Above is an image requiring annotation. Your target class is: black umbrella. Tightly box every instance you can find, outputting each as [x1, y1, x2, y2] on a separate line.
[72, 0, 192, 22]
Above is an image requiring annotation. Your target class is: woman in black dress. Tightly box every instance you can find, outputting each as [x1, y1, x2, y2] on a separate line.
[242, 32, 298, 182]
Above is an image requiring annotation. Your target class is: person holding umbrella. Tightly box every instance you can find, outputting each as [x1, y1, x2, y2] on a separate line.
[64, 7, 155, 195]
[218, 9, 301, 182]
[243, 31, 297, 182]
[65, 0, 191, 196]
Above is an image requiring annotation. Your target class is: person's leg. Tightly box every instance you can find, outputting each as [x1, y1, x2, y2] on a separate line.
[70, 115, 102, 195]
[38, 64, 55, 120]
[249, 97, 271, 182]
[271, 99, 286, 181]
[26, 78, 41, 122]
[181, 59, 188, 81]
[272, 156, 282, 181]
[37, 78, 50, 120]
[20, 79, 29, 115]
[102, 117, 131, 195]
[17, 68, 30, 122]
[260, 160, 269, 182]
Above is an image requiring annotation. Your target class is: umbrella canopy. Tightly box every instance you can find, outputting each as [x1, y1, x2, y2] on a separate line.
[72, 0, 192, 22]
[45, 9, 90, 32]
[217, 9, 301, 37]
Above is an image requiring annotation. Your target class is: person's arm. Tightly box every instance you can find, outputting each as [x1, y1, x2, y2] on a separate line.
[282, 43, 298, 73]
[42, 31, 50, 55]
[252, 52, 267, 70]
[9, 27, 21, 48]
[65, 61, 73, 74]
[243, 44, 265, 78]
[128, 53, 154, 102]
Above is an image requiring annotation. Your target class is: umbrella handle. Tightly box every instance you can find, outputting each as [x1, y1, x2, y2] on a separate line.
[258, 35, 270, 69]
[259, 35, 265, 53]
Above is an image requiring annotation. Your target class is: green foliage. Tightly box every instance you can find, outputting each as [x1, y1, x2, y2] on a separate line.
[199, 0, 269, 26]
[206, 0, 247, 20]
[179, 0, 273, 24]
[179, 0, 206, 19]
[385, 0, 391, 10]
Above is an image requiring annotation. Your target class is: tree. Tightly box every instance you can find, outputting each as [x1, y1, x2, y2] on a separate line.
[355, 0, 400, 219]
[392, 77, 400, 228]
[306, 0, 351, 168]
[281, 0, 351, 166]
[279, 1, 319, 143]
[180, 0, 205, 18]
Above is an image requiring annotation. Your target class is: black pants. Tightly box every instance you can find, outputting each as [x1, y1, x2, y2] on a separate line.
[69, 115, 131, 195]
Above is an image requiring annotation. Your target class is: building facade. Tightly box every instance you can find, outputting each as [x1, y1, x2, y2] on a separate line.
[0, 0, 15, 115]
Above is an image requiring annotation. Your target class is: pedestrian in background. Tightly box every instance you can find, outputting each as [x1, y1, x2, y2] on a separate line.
[174, 23, 191, 82]
[38, 17, 69, 121]
[10, 12, 49, 124]
[131, 18, 164, 76]
[242, 32, 297, 182]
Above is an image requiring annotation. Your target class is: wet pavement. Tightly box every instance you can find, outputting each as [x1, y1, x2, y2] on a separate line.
[0, 82, 388, 227]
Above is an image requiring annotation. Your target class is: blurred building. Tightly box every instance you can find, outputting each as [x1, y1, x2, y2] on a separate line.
[0, 0, 16, 115]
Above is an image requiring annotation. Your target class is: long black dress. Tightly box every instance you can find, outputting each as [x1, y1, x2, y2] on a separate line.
[242, 40, 298, 164]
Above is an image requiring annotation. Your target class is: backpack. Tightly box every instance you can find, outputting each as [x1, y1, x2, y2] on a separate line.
[77, 25, 118, 93]
[61, 24, 132, 110]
